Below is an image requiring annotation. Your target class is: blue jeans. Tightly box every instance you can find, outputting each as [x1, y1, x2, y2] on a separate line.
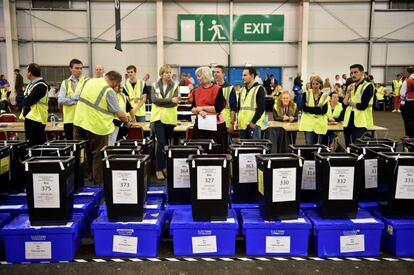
[239, 125, 262, 139]
[304, 131, 322, 145]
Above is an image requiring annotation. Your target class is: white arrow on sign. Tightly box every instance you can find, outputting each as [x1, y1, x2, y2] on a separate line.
[200, 20, 204, 41]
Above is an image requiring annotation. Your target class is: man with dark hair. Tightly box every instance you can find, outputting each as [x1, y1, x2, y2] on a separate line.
[20, 63, 49, 146]
[74, 70, 130, 185]
[237, 67, 266, 139]
[58, 58, 89, 140]
[14, 69, 24, 111]
[342, 64, 374, 146]
[123, 65, 148, 122]
[400, 66, 414, 138]
[214, 65, 237, 142]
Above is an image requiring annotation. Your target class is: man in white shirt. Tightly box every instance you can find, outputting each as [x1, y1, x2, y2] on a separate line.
[254, 71, 263, 85]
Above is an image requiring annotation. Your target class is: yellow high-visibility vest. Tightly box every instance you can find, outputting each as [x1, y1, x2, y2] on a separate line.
[343, 81, 374, 128]
[150, 82, 179, 125]
[238, 85, 265, 130]
[299, 90, 329, 135]
[61, 76, 89, 124]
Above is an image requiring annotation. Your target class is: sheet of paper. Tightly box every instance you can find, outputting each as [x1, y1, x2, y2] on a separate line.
[173, 158, 191, 188]
[265, 236, 291, 253]
[112, 170, 138, 204]
[328, 167, 355, 200]
[364, 159, 378, 189]
[272, 168, 296, 202]
[239, 153, 258, 183]
[192, 235, 217, 254]
[197, 166, 222, 200]
[25, 242, 52, 259]
[395, 166, 414, 199]
[340, 234, 365, 253]
[113, 235, 138, 254]
[33, 173, 60, 208]
[197, 115, 217, 131]
[301, 160, 316, 190]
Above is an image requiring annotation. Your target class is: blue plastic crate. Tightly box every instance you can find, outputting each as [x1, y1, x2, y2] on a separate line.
[98, 198, 164, 216]
[241, 209, 312, 256]
[7, 193, 27, 204]
[78, 186, 104, 202]
[300, 203, 317, 210]
[230, 201, 259, 236]
[74, 189, 101, 207]
[73, 197, 97, 237]
[358, 202, 378, 212]
[306, 209, 384, 257]
[1, 214, 82, 263]
[372, 210, 414, 256]
[0, 203, 29, 218]
[170, 209, 238, 256]
[0, 213, 12, 254]
[91, 211, 164, 257]
[147, 185, 167, 203]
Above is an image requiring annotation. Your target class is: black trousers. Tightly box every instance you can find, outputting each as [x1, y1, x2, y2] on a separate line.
[154, 121, 175, 171]
[25, 118, 46, 147]
[401, 101, 414, 138]
[344, 112, 367, 147]
[64, 123, 74, 140]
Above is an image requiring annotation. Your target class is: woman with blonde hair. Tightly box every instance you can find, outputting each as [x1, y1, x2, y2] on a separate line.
[191, 66, 227, 153]
[150, 64, 180, 180]
[299, 75, 329, 144]
[273, 90, 298, 143]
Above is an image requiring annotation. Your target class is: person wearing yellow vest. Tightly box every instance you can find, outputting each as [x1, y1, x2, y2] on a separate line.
[214, 65, 236, 143]
[21, 63, 49, 147]
[150, 64, 180, 180]
[343, 64, 374, 146]
[108, 84, 134, 145]
[299, 75, 329, 144]
[392, 73, 403, 112]
[123, 65, 148, 122]
[237, 67, 266, 139]
[73, 71, 130, 185]
[58, 59, 89, 140]
[0, 83, 11, 112]
[326, 91, 344, 145]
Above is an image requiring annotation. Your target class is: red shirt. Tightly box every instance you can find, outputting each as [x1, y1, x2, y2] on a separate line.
[194, 84, 221, 107]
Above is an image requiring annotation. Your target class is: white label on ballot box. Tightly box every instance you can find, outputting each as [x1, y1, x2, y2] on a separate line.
[173, 158, 190, 188]
[112, 170, 138, 204]
[328, 167, 355, 200]
[239, 153, 258, 183]
[266, 236, 291, 253]
[112, 235, 138, 254]
[197, 166, 222, 200]
[364, 159, 378, 189]
[192, 235, 217, 254]
[340, 234, 365, 253]
[32, 173, 60, 208]
[25, 241, 52, 259]
[272, 168, 296, 202]
[301, 160, 316, 190]
[395, 166, 414, 199]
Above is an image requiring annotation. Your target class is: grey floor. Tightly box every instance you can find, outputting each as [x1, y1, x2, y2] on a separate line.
[1, 111, 413, 274]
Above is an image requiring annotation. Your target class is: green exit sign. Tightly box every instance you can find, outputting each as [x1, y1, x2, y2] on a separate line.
[178, 14, 284, 42]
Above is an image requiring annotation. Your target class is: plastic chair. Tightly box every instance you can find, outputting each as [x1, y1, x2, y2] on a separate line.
[127, 127, 144, 139]
[0, 114, 18, 140]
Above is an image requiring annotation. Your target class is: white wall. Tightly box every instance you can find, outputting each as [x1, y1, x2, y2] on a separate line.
[0, 0, 411, 88]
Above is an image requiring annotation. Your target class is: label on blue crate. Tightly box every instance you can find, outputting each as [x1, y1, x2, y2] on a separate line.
[25, 241, 52, 259]
[76, 192, 94, 196]
[328, 167, 354, 200]
[272, 168, 296, 202]
[301, 160, 316, 190]
[265, 236, 291, 253]
[192, 235, 217, 254]
[31, 222, 73, 229]
[387, 225, 393, 235]
[351, 218, 378, 224]
[32, 173, 60, 208]
[281, 218, 306, 223]
[74, 204, 85, 209]
[211, 218, 235, 223]
[197, 166, 222, 200]
[0, 204, 23, 209]
[148, 190, 163, 194]
[112, 170, 138, 204]
[395, 166, 414, 199]
[364, 159, 378, 189]
[113, 235, 138, 254]
[239, 153, 258, 183]
[144, 204, 158, 209]
[173, 158, 191, 188]
[340, 234, 365, 253]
